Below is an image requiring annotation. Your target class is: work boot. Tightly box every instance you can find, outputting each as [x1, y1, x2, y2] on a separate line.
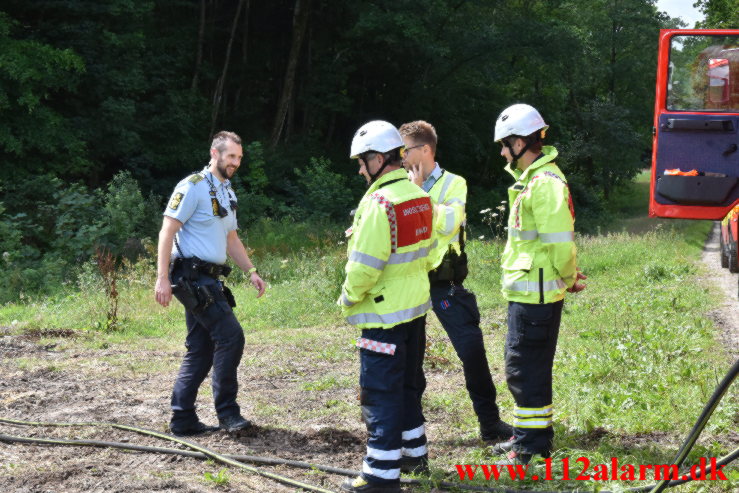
[489, 437, 514, 455]
[493, 449, 550, 466]
[399, 455, 429, 475]
[219, 415, 252, 432]
[480, 419, 513, 443]
[169, 421, 219, 437]
[340, 476, 401, 492]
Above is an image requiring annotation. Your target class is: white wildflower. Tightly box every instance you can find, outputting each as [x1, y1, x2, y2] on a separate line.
[478, 235, 485, 240]
[480, 208, 491, 214]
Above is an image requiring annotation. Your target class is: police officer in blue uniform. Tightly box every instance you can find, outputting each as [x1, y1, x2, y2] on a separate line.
[155, 130, 266, 436]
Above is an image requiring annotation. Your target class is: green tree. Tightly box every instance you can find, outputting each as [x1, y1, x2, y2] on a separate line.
[696, 0, 739, 28]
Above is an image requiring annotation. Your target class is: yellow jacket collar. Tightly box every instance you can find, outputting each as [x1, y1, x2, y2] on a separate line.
[504, 146, 559, 181]
[367, 167, 408, 193]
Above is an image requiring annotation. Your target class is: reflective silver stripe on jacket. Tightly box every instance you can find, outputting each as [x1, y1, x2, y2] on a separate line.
[539, 231, 575, 243]
[441, 208, 456, 235]
[503, 279, 566, 292]
[349, 250, 386, 270]
[509, 229, 574, 243]
[445, 197, 465, 206]
[509, 229, 539, 240]
[437, 174, 454, 203]
[387, 240, 437, 265]
[346, 300, 431, 326]
[341, 292, 355, 307]
[351, 240, 437, 269]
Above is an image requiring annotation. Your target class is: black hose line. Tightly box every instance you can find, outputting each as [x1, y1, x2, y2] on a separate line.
[647, 357, 739, 493]
[0, 417, 335, 493]
[1, 428, 737, 493]
[0, 432, 360, 477]
[0, 359, 736, 493]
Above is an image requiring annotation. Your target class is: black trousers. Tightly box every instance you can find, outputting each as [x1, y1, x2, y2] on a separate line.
[170, 268, 245, 429]
[505, 300, 563, 455]
[431, 282, 501, 426]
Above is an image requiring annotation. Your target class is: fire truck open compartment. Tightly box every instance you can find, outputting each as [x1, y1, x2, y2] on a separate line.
[650, 29, 739, 220]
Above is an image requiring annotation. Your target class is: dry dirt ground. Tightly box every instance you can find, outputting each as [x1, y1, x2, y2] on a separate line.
[701, 223, 739, 359]
[0, 224, 737, 493]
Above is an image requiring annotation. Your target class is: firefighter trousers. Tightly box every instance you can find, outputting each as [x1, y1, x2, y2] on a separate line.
[505, 300, 563, 456]
[358, 316, 427, 485]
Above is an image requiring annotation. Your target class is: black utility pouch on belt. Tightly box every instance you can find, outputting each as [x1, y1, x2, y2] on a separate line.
[170, 256, 216, 313]
[222, 284, 237, 308]
[172, 279, 215, 313]
[429, 249, 468, 283]
[171, 279, 201, 312]
[429, 224, 469, 284]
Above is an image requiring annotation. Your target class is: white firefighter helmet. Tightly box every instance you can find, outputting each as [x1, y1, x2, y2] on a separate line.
[494, 104, 549, 142]
[350, 120, 404, 159]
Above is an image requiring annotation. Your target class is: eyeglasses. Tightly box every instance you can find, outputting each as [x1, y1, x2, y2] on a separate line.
[400, 144, 424, 159]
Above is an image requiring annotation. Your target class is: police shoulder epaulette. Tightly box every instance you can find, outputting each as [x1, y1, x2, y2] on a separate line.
[187, 173, 204, 184]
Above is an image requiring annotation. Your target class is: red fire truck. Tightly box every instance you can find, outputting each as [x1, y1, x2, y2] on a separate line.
[649, 29, 739, 296]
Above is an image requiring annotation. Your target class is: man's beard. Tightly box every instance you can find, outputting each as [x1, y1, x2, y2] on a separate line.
[217, 157, 234, 178]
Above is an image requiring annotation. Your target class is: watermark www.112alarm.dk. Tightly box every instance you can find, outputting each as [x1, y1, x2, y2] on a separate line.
[455, 457, 728, 482]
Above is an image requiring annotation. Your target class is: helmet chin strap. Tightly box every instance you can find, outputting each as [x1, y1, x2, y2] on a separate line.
[511, 140, 533, 162]
[367, 153, 396, 186]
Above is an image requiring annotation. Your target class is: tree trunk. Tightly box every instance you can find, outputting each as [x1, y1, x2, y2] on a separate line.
[191, 0, 206, 92]
[269, 0, 311, 149]
[609, 0, 618, 103]
[210, 0, 246, 138]
[242, 0, 251, 64]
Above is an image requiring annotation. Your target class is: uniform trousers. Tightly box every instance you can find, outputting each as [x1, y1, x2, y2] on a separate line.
[359, 316, 427, 486]
[430, 282, 501, 427]
[505, 300, 563, 456]
[170, 269, 245, 429]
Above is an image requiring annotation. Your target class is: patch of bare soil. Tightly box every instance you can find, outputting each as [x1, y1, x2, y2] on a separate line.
[700, 223, 739, 359]
[0, 333, 363, 492]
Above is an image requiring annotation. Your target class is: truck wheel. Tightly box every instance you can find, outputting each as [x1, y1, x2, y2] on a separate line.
[720, 231, 729, 268]
[729, 238, 739, 273]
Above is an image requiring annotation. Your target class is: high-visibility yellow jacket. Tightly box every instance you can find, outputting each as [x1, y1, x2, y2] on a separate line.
[501, 146, 577, 304]
[339, 168, 436, 328]
[427, 169, 466, 269]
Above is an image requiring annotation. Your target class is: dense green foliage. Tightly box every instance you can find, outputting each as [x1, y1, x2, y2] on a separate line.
[697, 0, 739, 28]
[0, 0, 725, 301]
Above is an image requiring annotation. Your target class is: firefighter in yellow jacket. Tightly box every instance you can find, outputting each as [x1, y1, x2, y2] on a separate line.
[490, 104, 586, 465]
[338, 120, 435, 493]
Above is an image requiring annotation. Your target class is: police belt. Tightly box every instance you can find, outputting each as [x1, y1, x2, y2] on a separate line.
[171, 257, 231, 279]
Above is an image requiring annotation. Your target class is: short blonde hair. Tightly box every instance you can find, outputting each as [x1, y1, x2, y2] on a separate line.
[399, 120, 437, 155]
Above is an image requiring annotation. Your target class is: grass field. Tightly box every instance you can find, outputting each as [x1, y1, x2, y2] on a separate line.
[0, 175, 737, 492]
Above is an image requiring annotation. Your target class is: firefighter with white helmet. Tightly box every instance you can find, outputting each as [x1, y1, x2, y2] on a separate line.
[339, 120, 436, 492]
[490, 104, 586, 465]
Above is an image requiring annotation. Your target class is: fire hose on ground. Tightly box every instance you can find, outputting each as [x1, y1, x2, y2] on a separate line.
[0, 357, 737, 492]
